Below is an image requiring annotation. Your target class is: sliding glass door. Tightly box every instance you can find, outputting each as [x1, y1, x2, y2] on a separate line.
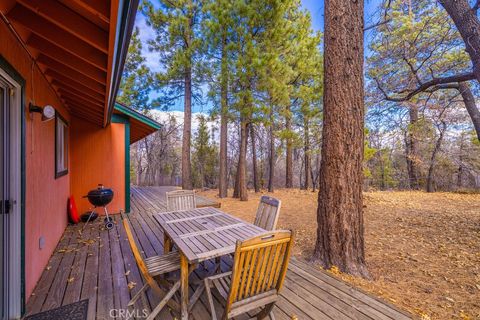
[0, 82, 8, 319]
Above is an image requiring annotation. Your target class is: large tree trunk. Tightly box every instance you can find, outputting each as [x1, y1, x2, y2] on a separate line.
[312, 0, 369, 278]
[285, 106, 293, 188]
[233, 160, 240, 198]
[302, 117, 311, 190]
[238, 118, 249, 201]
[219, 31, 228, 198]
[268, 108, 275, 193]
[182, 66, 193, 190]
[250, 124, 260, 192]
[457, 134, 465, 188]
[458, 82, 480, 141]
[426, 122, 447, 193]
[439, 0, 480, 82]
[406, 105, 420, 190]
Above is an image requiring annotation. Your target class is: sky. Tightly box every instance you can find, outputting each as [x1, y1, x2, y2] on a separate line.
[134, 0, 383, 113]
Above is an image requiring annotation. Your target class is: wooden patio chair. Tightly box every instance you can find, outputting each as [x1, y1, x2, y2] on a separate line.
[254, 196, 282, 231]
[165, 189, 196, 211]
[214, 196, 281, 273]
[204, 230, 294, 320]
[121, 212, 181, 319]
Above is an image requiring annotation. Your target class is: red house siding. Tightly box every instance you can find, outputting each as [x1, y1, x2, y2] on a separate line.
[70, 116, 126, 215]
[0, 20, 70, 299]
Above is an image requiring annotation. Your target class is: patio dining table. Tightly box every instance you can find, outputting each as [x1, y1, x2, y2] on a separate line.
[153, 206, 267, 320]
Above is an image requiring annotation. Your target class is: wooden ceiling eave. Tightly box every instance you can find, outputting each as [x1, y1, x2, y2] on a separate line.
[45, 69, 106, 94]
[7, 4, 107, 69]
[65, 101, 105, 119]
[57, 87, 104, 105]
[2, 0, 115, 127]
[36, 54, 105, 85]
[15, 0, 108, 53]
[51, 80, 105, 103]
[59, 91, 104, 110]
[61, 97, 104, 114]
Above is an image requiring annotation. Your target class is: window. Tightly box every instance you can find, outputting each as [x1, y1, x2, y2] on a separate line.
[55, 112, 68, 178]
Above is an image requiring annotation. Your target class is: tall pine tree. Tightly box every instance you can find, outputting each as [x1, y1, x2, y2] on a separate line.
[142, 0, 204, 190]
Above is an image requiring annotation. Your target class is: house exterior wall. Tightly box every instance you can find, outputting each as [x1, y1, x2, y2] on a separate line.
[70, 116, 126, 215]
[0, 21, 71, 300]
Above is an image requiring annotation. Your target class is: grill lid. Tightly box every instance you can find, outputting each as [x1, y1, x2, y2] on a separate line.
[85, 184, 114, 206]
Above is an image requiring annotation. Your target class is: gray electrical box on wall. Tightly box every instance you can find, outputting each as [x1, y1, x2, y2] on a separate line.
[39, 236, 45, 250]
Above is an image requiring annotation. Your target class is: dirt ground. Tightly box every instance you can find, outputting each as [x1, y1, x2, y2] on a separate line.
[197, 188, 480, 320]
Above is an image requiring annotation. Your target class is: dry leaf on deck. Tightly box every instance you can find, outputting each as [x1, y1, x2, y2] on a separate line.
[127, 281, 137, 290]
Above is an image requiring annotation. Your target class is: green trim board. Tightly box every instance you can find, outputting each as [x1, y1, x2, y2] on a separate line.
[0, 54, 26, 316]
[114, 103, 161, 130]
[111, 114, 130, 213]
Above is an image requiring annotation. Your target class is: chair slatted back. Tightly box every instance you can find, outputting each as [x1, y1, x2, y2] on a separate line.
[254, 196, 281, 231]
[226, 230, 294, 315]
[165, 190, 196, 211]
[121, 213, 162, 295]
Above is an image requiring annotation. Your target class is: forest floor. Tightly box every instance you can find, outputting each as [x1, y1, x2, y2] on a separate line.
[197, 188, 480, 320]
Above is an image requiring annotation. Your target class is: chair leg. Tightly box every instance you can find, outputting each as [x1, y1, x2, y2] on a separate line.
[126, 283, 149, 320]
[269, 311, 276, 320]
[256, 303, 275, 320]
[146, 280, 181, 320]
[204, 279, 218, 320]
[188, 283, 205, 312]
[215, 257, 221, 273]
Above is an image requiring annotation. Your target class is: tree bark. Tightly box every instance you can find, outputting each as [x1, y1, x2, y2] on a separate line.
[233, 160, 240, 198]
[312, 0, 369, 278]
[219, 30, 228, 198]
[302, 117, 311, 190]
[406, 105, 420, 190]
[182, 65, 193, 190]
[238, 118, 249, 201]
[458, 82, 480, 141]
[285, 106, 293, 188]
[439, 0, 480, 83]
[457, 134, 465, 188]
[426, 122, 446, 193]
[250, 124, 260, 192]
[268, 108, 275, 193]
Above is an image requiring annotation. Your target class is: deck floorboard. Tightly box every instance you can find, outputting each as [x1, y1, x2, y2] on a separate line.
[25, 186, 411, 320]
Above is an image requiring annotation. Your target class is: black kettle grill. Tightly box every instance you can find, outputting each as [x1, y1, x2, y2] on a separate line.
[82, 184, 114, 230]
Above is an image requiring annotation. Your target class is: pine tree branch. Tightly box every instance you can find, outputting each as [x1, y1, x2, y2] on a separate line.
[364, 19, 392, 32]
[473, 0, 480, 13]
[375, 72, 475, 102]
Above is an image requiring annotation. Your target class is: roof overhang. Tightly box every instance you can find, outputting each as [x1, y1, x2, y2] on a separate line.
[114, 103, 161, 144]
[0, 0, 139, 127]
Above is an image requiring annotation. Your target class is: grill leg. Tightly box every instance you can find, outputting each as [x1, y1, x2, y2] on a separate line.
[103, 206, 114, 230]
[81, 207, 97, 232]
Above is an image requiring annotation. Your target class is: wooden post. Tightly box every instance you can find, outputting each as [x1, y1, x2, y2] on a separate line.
[180, 253, 189, 320]
[164, 233, 172, 254]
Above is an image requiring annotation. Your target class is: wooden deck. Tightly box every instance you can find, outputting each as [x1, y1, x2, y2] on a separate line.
[25, 186, 411, 320]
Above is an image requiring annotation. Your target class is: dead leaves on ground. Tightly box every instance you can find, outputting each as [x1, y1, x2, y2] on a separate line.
[198, 189, 480, 320]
